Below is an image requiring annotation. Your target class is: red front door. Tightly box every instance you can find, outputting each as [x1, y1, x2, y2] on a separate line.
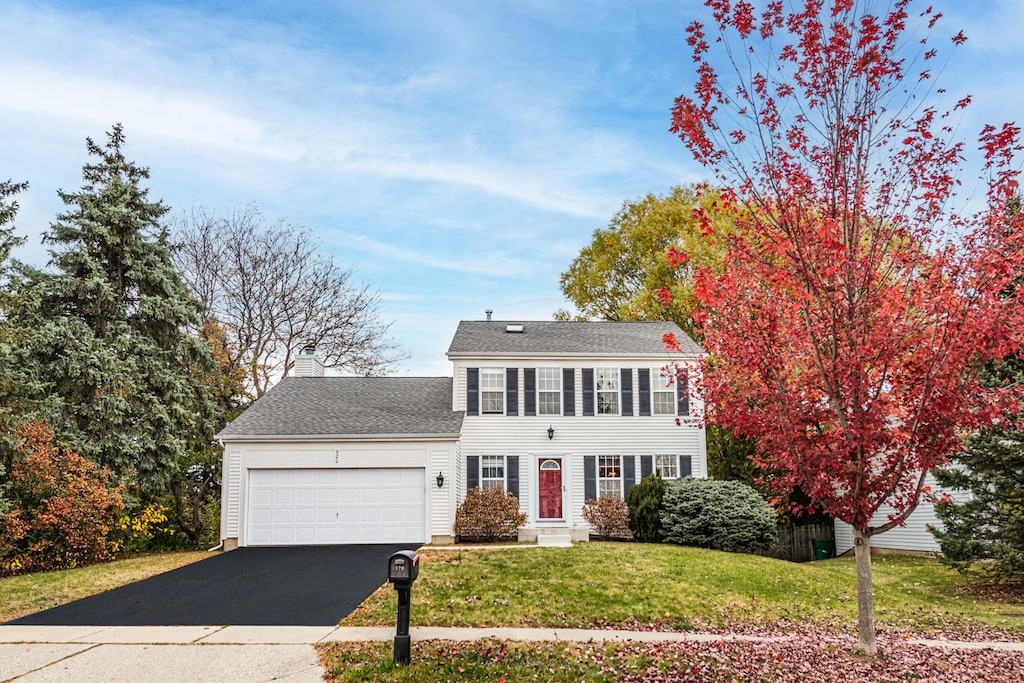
[538, 458, 563, 519]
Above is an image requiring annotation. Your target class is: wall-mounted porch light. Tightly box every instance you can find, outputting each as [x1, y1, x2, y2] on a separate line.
[547, 425, 555, 440]
[436, 472, 445, 488]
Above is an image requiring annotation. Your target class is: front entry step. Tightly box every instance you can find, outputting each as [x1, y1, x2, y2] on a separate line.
[536, 534, 573, 547]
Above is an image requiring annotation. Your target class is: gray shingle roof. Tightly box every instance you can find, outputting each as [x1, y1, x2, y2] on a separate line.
[217, 376, 463, 439]
[447, 321, 703, 357]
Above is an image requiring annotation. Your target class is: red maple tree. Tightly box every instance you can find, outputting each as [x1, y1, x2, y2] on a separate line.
[667, 0, 1024, 654]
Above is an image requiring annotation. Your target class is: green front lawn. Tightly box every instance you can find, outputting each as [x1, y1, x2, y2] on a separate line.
[343, 543, 1023, 635]
[0, 551, 210, 622]
[326, 544, 1024, 682]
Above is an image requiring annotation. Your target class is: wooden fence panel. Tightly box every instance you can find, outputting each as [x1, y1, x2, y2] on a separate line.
[754, 522, 835, 563]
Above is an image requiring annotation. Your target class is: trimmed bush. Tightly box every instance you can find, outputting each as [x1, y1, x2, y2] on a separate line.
[626, 474, 666, 542]
[660, 478, 777, 552]
[582, 495, 633, 540]
[454, 486, 526, 542]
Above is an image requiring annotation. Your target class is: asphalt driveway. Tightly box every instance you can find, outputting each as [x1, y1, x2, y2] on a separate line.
[5, 544, 417, 627]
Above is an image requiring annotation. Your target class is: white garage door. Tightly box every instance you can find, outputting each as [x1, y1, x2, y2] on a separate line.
[247, 468, 425, 545]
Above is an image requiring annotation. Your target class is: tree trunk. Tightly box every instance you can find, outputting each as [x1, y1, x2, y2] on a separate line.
[853, 527, 877, 655]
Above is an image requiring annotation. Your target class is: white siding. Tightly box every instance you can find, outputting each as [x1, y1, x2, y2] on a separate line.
[454, 440, 464, 505]
[834, 519, 853, 554]
[834, 471, 970, 554]
[223, 450, 241, 539]
[455, 355, 707, 533]
[570, 453, 587, 530]
[430, 448, 453, 536]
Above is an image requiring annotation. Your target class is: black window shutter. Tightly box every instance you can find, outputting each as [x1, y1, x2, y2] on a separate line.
[506, 456, 520, 499]
[506, 368, 518, 416]
[678, 455, 692, 478]
[582, 368, 595, 416]
[623, 455, 636, 493]
[677, 370, 690, 416]
[467, 455, 480, 490]
[640, 455, 653, 480]
[523, 369, 536, 416]
[563, 368, 575, 416]
[467, 368, 479, 416]
[638, 369, 651, 416]
[621, 369, 633, 416]
[584, 455, 596, 500]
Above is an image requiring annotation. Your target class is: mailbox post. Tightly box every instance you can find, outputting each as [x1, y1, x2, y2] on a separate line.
[387, 550, 419, 665]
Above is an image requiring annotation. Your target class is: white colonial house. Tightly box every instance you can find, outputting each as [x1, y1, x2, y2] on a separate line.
[216, 319, 706, 548]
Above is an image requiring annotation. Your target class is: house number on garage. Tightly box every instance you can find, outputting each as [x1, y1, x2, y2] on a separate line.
[335, 450, 339, 463]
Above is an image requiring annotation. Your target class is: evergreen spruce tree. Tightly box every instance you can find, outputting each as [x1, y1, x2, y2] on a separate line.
[0, 179, 34, 478]
[0, 179, 28, 269]
[24, 125, 217, 496]
[931, 356, 1024, 582]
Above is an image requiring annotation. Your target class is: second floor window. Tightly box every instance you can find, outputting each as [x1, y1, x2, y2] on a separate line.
[596, 368, 619, 415]
[481, 368, 504, 414]
[653, 369, 676, 415]
[538, 367, 561, 415]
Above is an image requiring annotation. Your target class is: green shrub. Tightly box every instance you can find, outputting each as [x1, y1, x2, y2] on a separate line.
[660, 478, 777, 552]
[454, 486, 526, 542]
[112, 503, 181, 555]
[626, 474, 666, 542]
[582, 495, 633, 540]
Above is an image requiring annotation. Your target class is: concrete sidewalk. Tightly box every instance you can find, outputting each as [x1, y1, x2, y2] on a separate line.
[2, 625, 1023, 682]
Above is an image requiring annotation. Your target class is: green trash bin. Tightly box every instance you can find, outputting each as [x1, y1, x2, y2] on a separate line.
[812, 538, 834, 560]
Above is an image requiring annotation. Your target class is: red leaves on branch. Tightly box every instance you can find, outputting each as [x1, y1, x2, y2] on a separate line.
[667, 247, 690, 268]
[670, 0, 1024, 548]
[662, 332, 683, 353]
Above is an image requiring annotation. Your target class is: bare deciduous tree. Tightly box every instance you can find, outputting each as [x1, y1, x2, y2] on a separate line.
[173, 205, 405, 399]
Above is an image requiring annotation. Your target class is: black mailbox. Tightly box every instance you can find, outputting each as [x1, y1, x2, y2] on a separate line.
[388, 550, 419, 665]
[388, 550, 419, 583]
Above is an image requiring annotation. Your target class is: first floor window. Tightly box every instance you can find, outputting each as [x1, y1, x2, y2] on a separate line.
[653, 369, 676, 415]
[481, 455, 506, 489]
[655, 454, 679, 479]
[596, 368, 620, 415]
[598, 455, 622, 498]
[481, 368, 504, 414]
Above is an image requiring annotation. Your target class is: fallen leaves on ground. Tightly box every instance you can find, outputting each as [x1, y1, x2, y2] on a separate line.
[319, 629, 1024, 683]
[587, 612, 1023, 644]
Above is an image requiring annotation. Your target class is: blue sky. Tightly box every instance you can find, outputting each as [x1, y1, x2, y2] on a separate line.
[2, 1, 1021, 375]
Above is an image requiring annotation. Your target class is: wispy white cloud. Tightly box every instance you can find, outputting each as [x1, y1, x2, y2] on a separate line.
[333, 231, 539, 277]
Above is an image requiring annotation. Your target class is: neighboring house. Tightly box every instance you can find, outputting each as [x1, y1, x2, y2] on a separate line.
[217, 319, 706, 548]
[834, 471, 970, 555]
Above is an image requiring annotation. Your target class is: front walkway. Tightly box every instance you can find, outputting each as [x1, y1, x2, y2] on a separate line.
[2, 624, 1023, 650]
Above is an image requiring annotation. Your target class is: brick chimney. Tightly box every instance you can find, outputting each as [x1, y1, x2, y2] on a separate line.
[293, 345, 325, 377]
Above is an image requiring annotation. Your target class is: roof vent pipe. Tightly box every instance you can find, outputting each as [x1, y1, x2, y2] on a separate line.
[486, 309, 493, 321]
